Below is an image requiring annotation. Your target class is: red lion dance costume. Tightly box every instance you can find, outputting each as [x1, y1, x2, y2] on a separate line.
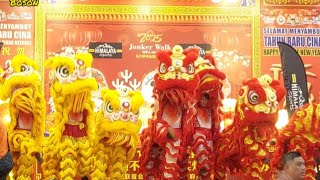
[271, 103, 319, 179]
[139, 45, 199, 179]
[178, 55, 226, 179]
[214, 74, 285, 179]
[42, 52, 97, 180]
[0, 55, 45, 180]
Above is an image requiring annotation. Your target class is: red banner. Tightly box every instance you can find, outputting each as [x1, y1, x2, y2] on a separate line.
[0, 1, 35, 66]
[260, 1, 320, 103]
[45, 24, 252, 101]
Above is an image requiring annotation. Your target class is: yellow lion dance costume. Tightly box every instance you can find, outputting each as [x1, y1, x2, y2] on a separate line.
[42, 52, 97, 180]
[0, 55, 45, 180]
[92, 86, 144, 180]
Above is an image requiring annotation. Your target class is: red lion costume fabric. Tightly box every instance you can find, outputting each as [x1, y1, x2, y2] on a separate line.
[214, 75, 285, 179]
[271, 103, 320, 180]
[139, 45, 200, 179]
[178, 54, 226, 179]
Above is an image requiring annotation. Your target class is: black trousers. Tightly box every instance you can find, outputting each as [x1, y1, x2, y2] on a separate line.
[0, 151, 14, 180]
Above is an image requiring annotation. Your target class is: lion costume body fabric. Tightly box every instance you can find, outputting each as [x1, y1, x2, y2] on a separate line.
[214, 75, 285, 180]
[139, 45, 200, 179]
[0, 55, 46, 180]
[184, 55, 226, 179]
[92, 87, 144, 180]
[271, 103, 320, 180]
[42, 52, 97, 179]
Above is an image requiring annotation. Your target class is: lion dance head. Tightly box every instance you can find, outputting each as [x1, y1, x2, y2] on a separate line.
[0, 54, 45, 179]
[92, 86, 144, 179]
[139, 45, 200, 179]
[214, 74, 286, 179]
[42, 52, 98, 179]
[45, 52, 98, 139]
[0, 54, 44, 149]
[154, 45, 199, 94]
[194, 54, 226, 131]
[236, 74, 286, 126]
[96, 86, 144, 156]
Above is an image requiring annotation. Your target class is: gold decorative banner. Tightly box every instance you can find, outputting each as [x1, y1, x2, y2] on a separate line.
[264, 0, 320, 6]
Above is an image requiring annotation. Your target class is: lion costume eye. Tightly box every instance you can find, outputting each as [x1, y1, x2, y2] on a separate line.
[248, 91, 259, 104]
[159, 62, 167, 74]
[188, 63, 194, 74]
[56, 66, 69, 78]
[4, 60, 11, 70]
[104, 101, 113, 113]
[20, 64, 31, 72]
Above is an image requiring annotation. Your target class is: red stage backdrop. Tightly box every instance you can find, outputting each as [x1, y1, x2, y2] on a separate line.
[0, 1, 35, 66]
[260, 0, 320, 103]
[45, 18, 252, 180]
[45, 24, 252, 102]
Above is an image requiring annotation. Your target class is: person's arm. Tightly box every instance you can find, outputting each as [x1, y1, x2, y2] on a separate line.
[0, 120, 8, 159]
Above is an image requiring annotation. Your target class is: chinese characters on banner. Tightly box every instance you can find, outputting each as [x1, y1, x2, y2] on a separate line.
[0, 1, 35, 66]
[124, 146, 276, 180]
[260, 0, 319, 103]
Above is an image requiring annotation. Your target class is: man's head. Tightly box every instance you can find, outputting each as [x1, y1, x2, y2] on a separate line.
[281, 151, 306, 180]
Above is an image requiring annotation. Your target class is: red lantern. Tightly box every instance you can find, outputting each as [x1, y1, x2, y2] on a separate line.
[214, 31, 239, 51]
[88, 29, 103, 42]
[204, 31, 239, 51]
[63, 26, 91, 47]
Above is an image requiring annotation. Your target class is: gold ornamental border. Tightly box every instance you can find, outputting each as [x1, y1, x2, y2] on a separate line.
[35, 4, 261, 84]
[263, 0, 320, 6]
[46, 14, 252, 25]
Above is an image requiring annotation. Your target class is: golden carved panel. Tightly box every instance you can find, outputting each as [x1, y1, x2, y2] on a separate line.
[42, 5, 253, 16]
[252, 1, 261, 77]
[47, 14, 252, 25]
[34, 4, 45, 88]
[263, 0, 320, 6]
[35, 3, 261, 86]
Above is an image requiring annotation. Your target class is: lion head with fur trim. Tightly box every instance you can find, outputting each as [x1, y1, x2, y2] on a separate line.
[0, 54, 45, 147]
[45, 52, 98, 139]
[95, 87, 144, 158]
[236, 74, 285, 125]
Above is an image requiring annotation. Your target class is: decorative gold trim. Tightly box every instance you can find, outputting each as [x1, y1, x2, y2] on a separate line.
[41, 5, 253, 16]
[252, 0, 261, 77]
[34, 4, 46, 90]
[47, 14, 252, 24]
[34, 4, 261, 86]
[263, 0, 320, 6]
